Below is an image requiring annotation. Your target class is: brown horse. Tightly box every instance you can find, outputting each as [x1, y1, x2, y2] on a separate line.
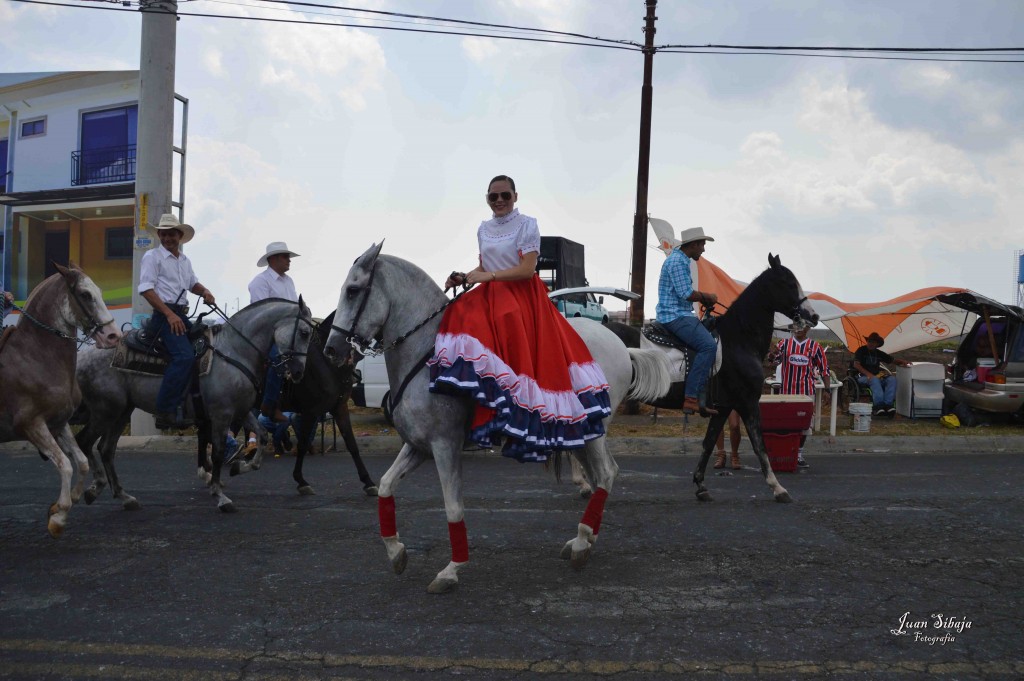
[0, 263, 121, 537]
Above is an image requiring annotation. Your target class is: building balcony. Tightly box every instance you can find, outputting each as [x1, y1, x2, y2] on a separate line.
[71, 144, 137, 186]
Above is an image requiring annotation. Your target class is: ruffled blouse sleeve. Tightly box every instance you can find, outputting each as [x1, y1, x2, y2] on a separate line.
[516, 217, 541, 256]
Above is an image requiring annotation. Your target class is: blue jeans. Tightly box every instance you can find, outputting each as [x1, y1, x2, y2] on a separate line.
[151, 309, 195, 414]
[858, 374, 897, 408]
[663, 315, 716, 398]
[257, 412, 316, 447]
[262, 344, 284, 408]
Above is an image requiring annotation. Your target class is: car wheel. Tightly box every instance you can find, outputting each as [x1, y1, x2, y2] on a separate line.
[573, 313, 581, 317]
[382, 391, 394, 426]
[602, 316, 609, 324]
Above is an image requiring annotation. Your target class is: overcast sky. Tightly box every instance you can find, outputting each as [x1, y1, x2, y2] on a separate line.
[3, 0, 1023, 316]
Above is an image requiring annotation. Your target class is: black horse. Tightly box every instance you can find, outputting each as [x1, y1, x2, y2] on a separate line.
[262, 310, 379, 496]
[609, 254, 818, 503]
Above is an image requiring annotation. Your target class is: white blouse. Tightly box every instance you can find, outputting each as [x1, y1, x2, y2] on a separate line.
[477, 209, 541, 272]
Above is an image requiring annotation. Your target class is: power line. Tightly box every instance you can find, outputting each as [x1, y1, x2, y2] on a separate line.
[8, 0, 1024, 64]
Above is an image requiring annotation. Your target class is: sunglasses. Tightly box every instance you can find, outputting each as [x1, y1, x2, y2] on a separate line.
[487, 191, 514, 203]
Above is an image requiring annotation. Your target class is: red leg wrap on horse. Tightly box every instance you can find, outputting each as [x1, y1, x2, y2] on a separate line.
[448, 520, 469, 563]
[378, 496, 397, 537]
[580, 487, 609, 535]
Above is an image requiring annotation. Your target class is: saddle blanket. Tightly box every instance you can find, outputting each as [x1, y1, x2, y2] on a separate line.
[109, 327, 215, 377]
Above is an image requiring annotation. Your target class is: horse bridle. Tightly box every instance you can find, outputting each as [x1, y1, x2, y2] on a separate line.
[11, 275, 114, 346]
[209, 301, 313, 387]
[331, 262, 468, 357]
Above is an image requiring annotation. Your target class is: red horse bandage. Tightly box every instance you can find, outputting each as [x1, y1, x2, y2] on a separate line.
[580, 487, 609, 535]
[448, 520, 469, 563]
[378, 496, 397, 537]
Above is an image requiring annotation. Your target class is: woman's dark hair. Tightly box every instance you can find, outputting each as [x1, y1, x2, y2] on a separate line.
[488, 175, 516, 192]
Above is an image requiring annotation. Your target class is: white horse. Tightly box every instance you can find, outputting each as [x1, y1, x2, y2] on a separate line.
[0, 264, 121, 537]
[323, 243, 672, 593]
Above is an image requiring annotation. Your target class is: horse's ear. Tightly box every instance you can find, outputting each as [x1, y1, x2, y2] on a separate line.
[53, 262, 71, 277]
[68, 260, 81, 271]
[354, 241, 385, 272]
[768, 253, 781, 269]
[297, 294, 310, 315]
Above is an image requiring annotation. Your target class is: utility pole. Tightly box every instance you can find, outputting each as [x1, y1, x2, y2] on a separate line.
[628, 0, 658, 326]
[131, 0, 178, 436]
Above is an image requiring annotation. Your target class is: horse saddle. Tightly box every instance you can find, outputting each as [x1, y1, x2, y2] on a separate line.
[110, 324, 215, 377]
[642, 319, 724, 381]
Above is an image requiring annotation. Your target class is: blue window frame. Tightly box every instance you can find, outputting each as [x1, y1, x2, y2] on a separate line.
[0, 139, 7, 192]
[21, 118, 45, 138]
[78, 105, 138, 185]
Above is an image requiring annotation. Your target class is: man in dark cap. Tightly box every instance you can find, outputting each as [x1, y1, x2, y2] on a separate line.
[852, 331, 911, 417]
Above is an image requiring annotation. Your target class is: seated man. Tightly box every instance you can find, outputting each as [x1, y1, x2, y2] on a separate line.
[248, 241, 301, 422]
[852, 331, 910, 418]
[655, 226, 718, 415]
[138, 214, 216, 429]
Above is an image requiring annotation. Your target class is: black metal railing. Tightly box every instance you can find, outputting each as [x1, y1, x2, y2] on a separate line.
[71, 144, 137, 186]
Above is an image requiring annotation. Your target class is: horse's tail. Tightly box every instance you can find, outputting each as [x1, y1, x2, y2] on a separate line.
[626, 348, 673, 404]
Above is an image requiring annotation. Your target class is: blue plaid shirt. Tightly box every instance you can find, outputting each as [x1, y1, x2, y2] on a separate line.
[656, 248, 696, 323]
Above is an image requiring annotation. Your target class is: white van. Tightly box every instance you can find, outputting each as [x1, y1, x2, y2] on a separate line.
[352, 354, 392, 424]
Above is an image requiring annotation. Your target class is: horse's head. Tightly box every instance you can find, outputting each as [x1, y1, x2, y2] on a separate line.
[325, 242, 386, 367]
[766, 254, 819, 327]
[56, 262, 122, 348]
[271, 295, 315, 383]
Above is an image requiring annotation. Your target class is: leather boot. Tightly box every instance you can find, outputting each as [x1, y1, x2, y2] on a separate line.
[731, 452, 741, 470]
[713, 450, 726, 469]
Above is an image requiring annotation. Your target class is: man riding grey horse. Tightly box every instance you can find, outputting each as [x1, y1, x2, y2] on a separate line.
[656, 226, 720, 416]
[139, 213, 217, 430]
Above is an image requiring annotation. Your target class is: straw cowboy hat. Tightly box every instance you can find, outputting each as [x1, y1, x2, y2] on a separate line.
[679, 226, 715, 246]
[155, 213, 195, 243]
[257, 242, 301, 268]
[866, 331, 886, 347]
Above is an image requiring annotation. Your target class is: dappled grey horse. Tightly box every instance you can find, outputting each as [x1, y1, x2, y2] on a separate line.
[0, 263, 121, 537]
[75, 298, 313, 513]
[323, 244, 672, 593]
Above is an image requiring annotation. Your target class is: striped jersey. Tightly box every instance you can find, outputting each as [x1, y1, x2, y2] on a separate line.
[774, 337, 828, 396]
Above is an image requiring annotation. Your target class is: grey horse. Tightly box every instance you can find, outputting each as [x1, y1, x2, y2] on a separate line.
[1, 263, 121, 537]
[323, 244, 673, 593]
[74, 298, 314, 513]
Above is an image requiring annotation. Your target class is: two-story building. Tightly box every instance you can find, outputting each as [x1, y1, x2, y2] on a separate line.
[2, 71, 147, 328]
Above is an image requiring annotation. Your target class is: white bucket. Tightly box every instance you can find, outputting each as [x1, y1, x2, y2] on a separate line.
[849, 402, 872, 433]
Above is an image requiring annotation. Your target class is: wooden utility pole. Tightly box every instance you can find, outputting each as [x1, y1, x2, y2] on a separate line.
[628, 0, 658, 326]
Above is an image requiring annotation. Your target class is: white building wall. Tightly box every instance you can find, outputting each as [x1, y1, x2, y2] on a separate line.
[6, 75, 138, 192]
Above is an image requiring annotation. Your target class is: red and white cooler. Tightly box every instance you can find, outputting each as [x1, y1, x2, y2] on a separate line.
[759, 394, 814, 473]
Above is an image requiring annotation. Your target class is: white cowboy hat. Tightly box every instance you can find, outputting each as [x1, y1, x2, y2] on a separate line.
[679, 226, 715, 246]
[257, 242, 301, 268]
[155, 213, 195, 243]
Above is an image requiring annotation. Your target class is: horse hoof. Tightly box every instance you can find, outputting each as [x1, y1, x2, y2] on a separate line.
[427, 577, 458, 594]
[391, 548, 408, 575]
[229, 463, 241, 477]
[560, 540, 573, 560]
[219, 502, 237, 514]
[47, 519, 65, 539]
[364, 485, 379, 497]
[579, 488, 592, 499]
[84, 489, 98, 505]
[696, 491, 714, 502]
[570, 546, 592, 571]
[775, 491, 793, 503]
[297, 485, 315, 496]
[123, 498, 141, 511]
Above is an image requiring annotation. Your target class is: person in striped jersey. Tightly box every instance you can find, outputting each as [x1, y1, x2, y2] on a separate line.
[768, 320, 830, 468]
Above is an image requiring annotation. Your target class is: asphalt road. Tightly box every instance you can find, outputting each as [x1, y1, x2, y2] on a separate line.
[0, 435, 1021, 680]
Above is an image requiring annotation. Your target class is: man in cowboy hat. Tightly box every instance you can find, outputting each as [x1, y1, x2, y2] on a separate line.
[139, 213, 216, 429]
[248, 242, 301, 423]
[656, 226, 719, 415]
[852, 331, 911, 418]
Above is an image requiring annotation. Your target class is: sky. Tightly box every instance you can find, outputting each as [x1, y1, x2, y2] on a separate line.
[2, 0, 1023, 317]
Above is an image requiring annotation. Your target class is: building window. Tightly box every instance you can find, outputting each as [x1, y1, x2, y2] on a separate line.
[20, 118, 46, 138]
[105, 227, 133, 260]
[74, 105, 138, 185]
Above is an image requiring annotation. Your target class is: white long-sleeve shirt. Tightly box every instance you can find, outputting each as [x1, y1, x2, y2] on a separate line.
[138, 246, 198, 305]
[248, 268, 298, 304]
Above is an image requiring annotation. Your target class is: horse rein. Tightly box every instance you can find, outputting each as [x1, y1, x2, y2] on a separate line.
[8, 276, 114, 347]
[330, 263, 470, 357]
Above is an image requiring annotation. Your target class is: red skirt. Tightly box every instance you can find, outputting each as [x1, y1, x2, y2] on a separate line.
[428, 275, 612, 462]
